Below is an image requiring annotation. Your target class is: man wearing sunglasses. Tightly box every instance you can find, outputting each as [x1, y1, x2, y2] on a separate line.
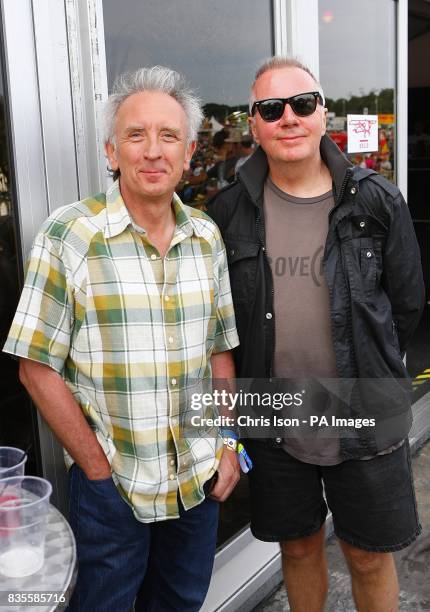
[207, 56, 424, 611]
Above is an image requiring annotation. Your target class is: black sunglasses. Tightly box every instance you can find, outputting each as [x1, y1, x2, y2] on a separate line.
[251, 91, 324, 122]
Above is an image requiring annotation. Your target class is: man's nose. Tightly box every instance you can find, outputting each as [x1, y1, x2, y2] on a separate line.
[144, 136, 162, 159]
[279, 102, 299, 126]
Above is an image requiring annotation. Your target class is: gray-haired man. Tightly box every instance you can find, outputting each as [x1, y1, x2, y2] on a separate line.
[4, 66, 240, 610]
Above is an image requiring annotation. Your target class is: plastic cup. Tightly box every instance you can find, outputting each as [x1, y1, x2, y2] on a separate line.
[0, 476, 52, 577]
[0, 447, 27, 479]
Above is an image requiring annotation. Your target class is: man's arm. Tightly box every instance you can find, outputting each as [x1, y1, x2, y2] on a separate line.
[19, 358, 111, 479]
[381, 192, 425, 354]
[208, 350, 240, 502]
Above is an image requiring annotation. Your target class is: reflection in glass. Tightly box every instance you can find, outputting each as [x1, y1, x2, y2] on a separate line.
[319, 0, 396, 183]
[102, 0, 272, 210]
[102, 0, 273, 546]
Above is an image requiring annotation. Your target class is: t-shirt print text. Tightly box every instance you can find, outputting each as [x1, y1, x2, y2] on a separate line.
[267, 245, 324, 287]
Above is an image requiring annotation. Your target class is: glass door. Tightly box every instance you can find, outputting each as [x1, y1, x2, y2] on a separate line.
[100, 3, 282, 609]
[102, 0, 274, 549]
[407, 0, 430, 395]
[319, 0, 397, 184]
[0, 28, 41, 475]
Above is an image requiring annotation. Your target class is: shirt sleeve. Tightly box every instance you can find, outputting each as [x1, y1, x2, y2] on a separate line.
[3, 231, 72, 373]
[212, 228, 240, 354]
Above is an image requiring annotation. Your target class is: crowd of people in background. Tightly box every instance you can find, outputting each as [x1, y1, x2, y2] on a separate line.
[178, 122, 396, 210]
[177, 124, 256, 209]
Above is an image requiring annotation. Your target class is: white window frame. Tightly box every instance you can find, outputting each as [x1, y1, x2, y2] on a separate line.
[0, 0, 81, 513]
[397, 0, 408, 196]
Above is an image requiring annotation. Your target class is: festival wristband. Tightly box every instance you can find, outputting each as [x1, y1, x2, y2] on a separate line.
[237, 443, 253, 473]
[219, 428, 239, 440]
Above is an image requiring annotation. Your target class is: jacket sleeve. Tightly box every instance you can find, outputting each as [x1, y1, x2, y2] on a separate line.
[205, 187, 233, 235]
[381, 191, 425, 354]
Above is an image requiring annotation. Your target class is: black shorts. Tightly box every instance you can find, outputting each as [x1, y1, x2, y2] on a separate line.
[246, 439, 421, 552]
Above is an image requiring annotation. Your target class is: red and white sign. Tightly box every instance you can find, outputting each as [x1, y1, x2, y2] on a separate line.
[347, 114, 379, 153]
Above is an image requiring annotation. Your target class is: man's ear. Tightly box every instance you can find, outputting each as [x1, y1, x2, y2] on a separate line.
[321, 107, 328, 136]
[183, 140, 197, 171]
[105, 140, 119, 171]
[248, 117, 259, 144]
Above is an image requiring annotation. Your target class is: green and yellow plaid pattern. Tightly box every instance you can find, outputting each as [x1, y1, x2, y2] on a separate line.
[4, 180, 239, 522]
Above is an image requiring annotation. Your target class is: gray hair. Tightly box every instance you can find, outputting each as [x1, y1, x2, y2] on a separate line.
[249, 56, 325, 112]
[104, 66, 203, 145]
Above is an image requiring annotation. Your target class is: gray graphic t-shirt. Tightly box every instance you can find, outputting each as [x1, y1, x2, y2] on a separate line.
[264, 176, 341, 464]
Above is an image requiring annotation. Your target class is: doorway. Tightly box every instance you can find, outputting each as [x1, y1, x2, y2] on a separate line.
[407, 0, 430, 393]
[0, 25, 41, 474]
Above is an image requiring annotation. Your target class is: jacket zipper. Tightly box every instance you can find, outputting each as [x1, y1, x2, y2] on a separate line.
[256, 210, 275, 380]
[329, 167, 352, 218]
[326, 167, 358, 380]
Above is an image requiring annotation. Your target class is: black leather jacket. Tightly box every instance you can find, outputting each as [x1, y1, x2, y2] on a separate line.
[207, 135, 425, 458]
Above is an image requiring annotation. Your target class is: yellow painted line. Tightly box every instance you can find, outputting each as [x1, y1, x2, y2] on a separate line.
[411, 368, 430, 391]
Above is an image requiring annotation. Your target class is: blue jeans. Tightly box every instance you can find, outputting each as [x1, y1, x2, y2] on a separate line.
[67, 465, 219, 611]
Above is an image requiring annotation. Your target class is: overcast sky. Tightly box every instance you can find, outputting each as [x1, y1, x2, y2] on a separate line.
[103, 0, 272, 106]
[102, 0, 396, 106]
[319, 0, 395, 100]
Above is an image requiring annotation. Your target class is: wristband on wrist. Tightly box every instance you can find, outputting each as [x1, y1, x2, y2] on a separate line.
[237, 443, 253, 473]
[219, 428, 238, 440]
[219, 430, 253, 473]
[223, 436, 238, 451]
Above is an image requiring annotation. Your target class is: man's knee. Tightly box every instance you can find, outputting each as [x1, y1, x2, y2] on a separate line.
[339, 541, 393, 576]
[280, 527, 325, 562]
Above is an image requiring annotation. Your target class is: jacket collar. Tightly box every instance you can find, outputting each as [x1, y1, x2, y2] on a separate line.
[103, 179, 203, 240]
[237, 134, 355, 205]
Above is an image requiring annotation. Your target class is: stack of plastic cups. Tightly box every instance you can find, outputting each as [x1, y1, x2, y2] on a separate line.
[0, 447, 27, 479]
[0, 447, 52, 577]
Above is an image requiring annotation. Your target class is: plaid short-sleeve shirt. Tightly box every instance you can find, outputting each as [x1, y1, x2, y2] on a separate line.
[4, 180, 239, 522]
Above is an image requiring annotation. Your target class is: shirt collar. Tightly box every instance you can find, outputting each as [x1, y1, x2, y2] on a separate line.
[103, 179, 204, 240]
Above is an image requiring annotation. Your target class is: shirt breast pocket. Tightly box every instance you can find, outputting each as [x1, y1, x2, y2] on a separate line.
[224, 238, 259, 304]
[355, 236, 384, 302]
[359, 244, 377, 300]
[339, 215, 385, 303]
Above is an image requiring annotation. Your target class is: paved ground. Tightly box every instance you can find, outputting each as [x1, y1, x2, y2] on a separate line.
[253, 438, 430, 611]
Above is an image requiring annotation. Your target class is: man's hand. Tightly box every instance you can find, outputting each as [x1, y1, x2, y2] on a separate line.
[19, 358, 111, 480]
[209, 350, 239, 501]
[209, 448, 240, 502]
[84, 462, 112, 481]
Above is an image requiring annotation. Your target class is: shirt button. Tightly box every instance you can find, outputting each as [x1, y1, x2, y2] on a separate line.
[170, 459, 175, 466]
[359, 221, 365, 228]
[171, 378, 177, 386]
[164, 295, 170, 302]
[366, 251, 372, 258]
[350, 187, 357, 194]
[168, 336, 174, 344]
[150, 253, 157, 260]
[266, 312, 273, 320]
[169, 474, 175, 481]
